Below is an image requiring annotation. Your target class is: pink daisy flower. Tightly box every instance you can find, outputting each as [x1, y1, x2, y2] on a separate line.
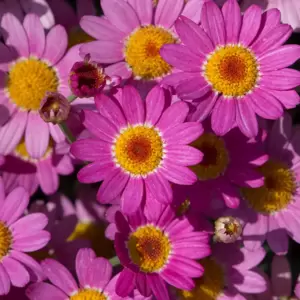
[0, 178, 50, 295]
[0, 139, 74, 195]
[113, 206, 211, 300]
[248, 255, 300, 300]
[0, 13, 84, 158]
[160, 0, 300, 137]
[172, 121, 268, 208]
[230, 113, 300, 255]
[71, 85, 203, 215]
[80, 0, 204, 82]
[26, 248, 127, 300]
[241, 0, 300, 32]
[174, 242, 266, 300]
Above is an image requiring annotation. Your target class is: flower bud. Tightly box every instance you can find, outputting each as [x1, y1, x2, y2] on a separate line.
[69, 54, 108, 98]
[39, 92, 70, 124]
[214, 216, 242, 243]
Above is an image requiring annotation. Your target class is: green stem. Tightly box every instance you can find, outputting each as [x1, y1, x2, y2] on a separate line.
[59, 121, 76, 143]
[67, 95, 77, 103]
[109, 256, 120, 267]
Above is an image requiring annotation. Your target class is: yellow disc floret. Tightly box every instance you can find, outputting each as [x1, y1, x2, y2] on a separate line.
[179, 257, 225, 300]
[128, 225, 171, 273]
[242, 160, 296, 214]
[7, 58, 59, 111]
[124, 25, 176, 80]
[0, 221, 12, 259]
[204, 45, 259, 97]
[190, 133, 229, 180]
[70, 289, 107, 300]
[113, 125, 164, 176]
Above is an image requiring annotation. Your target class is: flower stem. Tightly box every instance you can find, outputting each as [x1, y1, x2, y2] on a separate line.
[59, 121, 76, 143]
[67, 94, 77, 103]
[109, 256, 120, 267]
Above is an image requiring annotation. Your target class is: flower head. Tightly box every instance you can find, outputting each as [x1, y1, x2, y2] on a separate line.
[0, 178, 50, 295]
[71, 85, 203, 215]
[80, 0, 204, 82]
[214, 216, 242, 243]
[114, 206, 211, 300]
[160, 0, 300, 137]
[26, 248, 123, 300]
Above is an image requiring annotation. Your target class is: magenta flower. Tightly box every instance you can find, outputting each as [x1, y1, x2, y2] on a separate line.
[230, 113, 300, 255]
[26, 248, 125, 300]
[71, 85, 203, 215]
[172, 122, 267, 208]
[0, 178, 50, 295]
[113, 206, 211, 300]
[174, 242, 266, 299]
[160, 0, 300, 137]
[0, 13, 86, 158]
[80, 0, 204, 82]
[1, 139, 74, 196]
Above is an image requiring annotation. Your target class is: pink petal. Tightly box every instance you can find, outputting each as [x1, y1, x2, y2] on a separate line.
[222, 0, 241, 43]
[121, 85, 145, 124]
[155, 0, 184, 29]
[80, 40, 123, 64]
[211, 97, 236, 136]
[249, 88, 283, 119]
[76, 248, 96, 288]
[0, 177, 5, 205]
[160, 268, 194, 290]
[1, 13, 29, 57]
[201, 0, 225, 46]
[168, 256, 203, 278]
[267, 217, 288, 255]
[271, 255, 292, 297]
[156, 101, 189, 132]
[42, 25, 67, 66]
[26, 283, 66, 300]
[25, 112, 50, 159]
[159, 163, 197, 185]
[165, 145, 203, 166]
[136, 273, 151, 297]
[55, 155, 74, 176]
[36, 159, 59, 195]
[229, 167, 264, 188]
[0, 111, 27, 155]
[95, 93, 127, 129]
[269, 90, 300, 109]
[23, 13, 45, 58]
[145, 85, 165, 125]
[101, 0, 140, 34]
[148, 274, 169, 300]
[128, 0, 153, 25]
[260, 69, 300, 90]
[13, 230, 50, 252]
[2, 257, 29, 287]
[0, 187, 28, 225]
[160, 44, 202, 72]
[175, 16, 214, 56]
[161, 71, 199, 89]
[181, 0, 204, 24]
[82, 110, 117, 142]
[97, 168, 130, 204]
[121, 178, 144, 215]
[116, 269, 136, 297]
[105, 62, 132, 80]
[41, 259, 77, 295]
[233, 246, 266, 270]
[77, 161, 115, 183]
[234, 270, 266, 293]
[49, 124, 65, 143]
[80, 15, 126, 42]
[0, 265, 10, 295]
[218, 180, 240, 208]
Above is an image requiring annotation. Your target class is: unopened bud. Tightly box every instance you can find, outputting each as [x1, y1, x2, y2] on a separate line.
[69, 54, 108, 98]
[214, 216, 242, 244]
[39, 92, 70, 124]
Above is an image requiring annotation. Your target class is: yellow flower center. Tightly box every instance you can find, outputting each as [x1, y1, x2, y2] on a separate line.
[113, 125, 164, 176]
[204, 45, 259, 97]
[67, 222, 115, 259]
[14, 137, 54, 162]
[241, 160, 296, 214]
[0, 221, 12, 260]
[179, 258, 225, 300]
[7, 58, 59, 111]
[190, 133, 229, 180]
[124, 25, 177, 80]
[70, 289, 107, 300]
[68, 27, 95, 48]
[128, 225, 171, 273]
